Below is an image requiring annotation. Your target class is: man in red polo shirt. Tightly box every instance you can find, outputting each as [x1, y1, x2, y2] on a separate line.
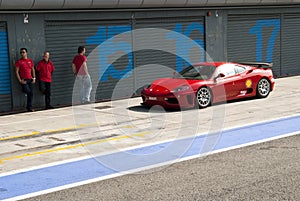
[15, 48, 36, 112]
[36, 51, 55, 109]
[72, 46, 92, 104]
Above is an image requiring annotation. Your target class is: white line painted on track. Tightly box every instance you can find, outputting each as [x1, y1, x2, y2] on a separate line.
[1, 115, 300, 201]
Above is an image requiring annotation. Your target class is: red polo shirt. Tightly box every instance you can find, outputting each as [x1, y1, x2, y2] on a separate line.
[72, 54, 87, 75]
[36, 59, 55, 82]
[15, 58, 34, 79]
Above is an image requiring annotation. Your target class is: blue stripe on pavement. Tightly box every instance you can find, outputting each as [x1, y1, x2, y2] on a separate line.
[1, 115, 300, 200]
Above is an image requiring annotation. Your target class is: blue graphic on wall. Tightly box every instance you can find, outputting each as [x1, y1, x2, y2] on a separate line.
[86, 19, 279, 82]
[86, 23, 205, 81]
[249, 19, 280, 62]
[0, 31, 11, 95]
[167, 22, 205, 72]
[86, 25, 133, 81]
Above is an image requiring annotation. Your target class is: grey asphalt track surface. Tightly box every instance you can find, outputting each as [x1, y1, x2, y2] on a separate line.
[1, 76, 299, 201]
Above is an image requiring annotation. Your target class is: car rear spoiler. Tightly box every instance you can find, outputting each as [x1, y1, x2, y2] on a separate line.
[238, 62, 273, 68]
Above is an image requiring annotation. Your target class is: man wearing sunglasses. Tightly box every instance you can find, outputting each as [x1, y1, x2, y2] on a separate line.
[15, 47, 36, 112]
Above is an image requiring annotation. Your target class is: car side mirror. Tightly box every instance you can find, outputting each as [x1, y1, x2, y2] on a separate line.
[246, 69, 253, 74]
[219, 73, 225, 78]
[173, 71, 180, 78]
[214, 73, 225, 82]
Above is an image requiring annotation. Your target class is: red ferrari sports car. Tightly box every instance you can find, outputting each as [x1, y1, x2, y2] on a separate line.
[141, 62, 275, 109]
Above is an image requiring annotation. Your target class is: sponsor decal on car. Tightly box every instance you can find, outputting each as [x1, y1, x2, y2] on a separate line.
[246, 79, 252, 88]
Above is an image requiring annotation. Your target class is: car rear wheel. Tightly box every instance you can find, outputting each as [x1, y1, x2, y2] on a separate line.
[196, 87, 212, 108]
[256, 78, 271, 98]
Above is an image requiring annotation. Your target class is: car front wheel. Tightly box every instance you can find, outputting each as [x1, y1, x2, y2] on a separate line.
[196, 87, 212, 108]
[256, 78, 271, 98]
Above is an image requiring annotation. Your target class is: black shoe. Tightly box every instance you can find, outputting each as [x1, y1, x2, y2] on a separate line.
[46, 105, 54, 109]
[27, 108, 35, 112]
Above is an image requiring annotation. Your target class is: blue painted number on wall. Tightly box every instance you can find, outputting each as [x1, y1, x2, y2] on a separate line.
[86, 23, 205, 81]
[86, 25, 133, 81]
[167, 22, 205, 72]
[249, 19, 280, 62]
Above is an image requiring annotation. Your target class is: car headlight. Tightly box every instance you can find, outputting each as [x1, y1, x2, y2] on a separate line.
[171, 85, 191, 93]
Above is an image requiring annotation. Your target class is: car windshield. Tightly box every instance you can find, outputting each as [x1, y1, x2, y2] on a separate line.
[178, 65, 216, 80]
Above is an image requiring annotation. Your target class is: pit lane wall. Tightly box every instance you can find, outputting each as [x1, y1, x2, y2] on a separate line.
[0, 1, 299, 112]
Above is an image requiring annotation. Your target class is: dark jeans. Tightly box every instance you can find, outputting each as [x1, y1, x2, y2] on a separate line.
[39, 81, 51, 107]
[21, 79, 33, 110]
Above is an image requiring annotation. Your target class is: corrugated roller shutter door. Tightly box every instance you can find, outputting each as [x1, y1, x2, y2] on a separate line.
[227, 15, 281, 77]
[282, 14, 300, 76]
[0, 22, 11, 112]
[134, 17, 205, 89]
[45, 20, 133, 104]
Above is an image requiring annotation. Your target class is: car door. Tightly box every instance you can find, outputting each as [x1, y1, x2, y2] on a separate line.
[232, 65, 250, 97]
[213, 64, 240, 101]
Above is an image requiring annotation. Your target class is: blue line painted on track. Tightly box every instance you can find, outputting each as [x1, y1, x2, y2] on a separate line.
[1, 115, 300, 200]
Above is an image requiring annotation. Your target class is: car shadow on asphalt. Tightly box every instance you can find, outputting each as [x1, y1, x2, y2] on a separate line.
[127, 104, 182, 113]
[127, 96, 259, 113]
